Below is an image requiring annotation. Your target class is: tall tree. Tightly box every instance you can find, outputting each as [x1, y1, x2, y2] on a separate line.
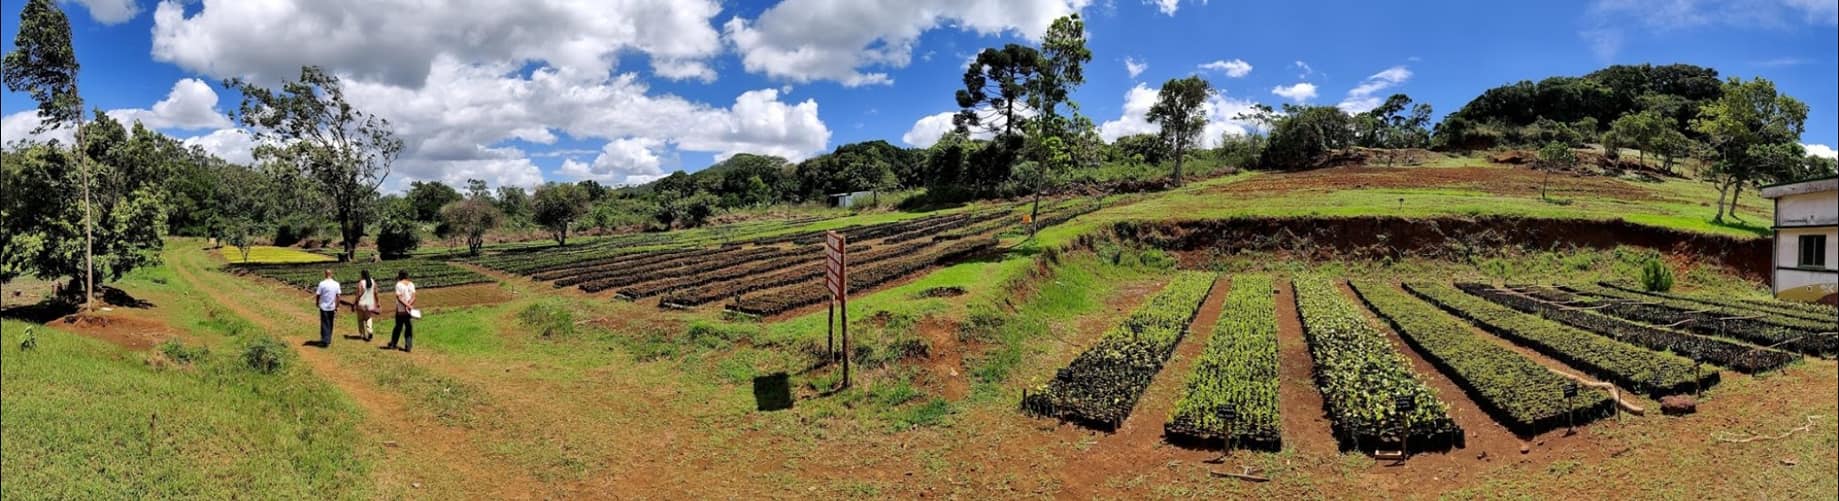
[1020, 14, 1091, 234]
[1352, 94, 1433, 166]
[3, 0, 97, 310]
[495, 185, 531, 222]
[532, 182, 590, 246]
[954, 44, 1042, 138]
[440, 197, 503, 256]
[1607, 110, 1668, 166]
[1691, 77, 1808, 222]
[227, 66, 404, 261]
[1535, 142, 1576, 200]
[1247, 104, 1355, 170]
[1147, 76, 1212, 186]
[404, 180, 462, 222]
[464, 178, 491, 200]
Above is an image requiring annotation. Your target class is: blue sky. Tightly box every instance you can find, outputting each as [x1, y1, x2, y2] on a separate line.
[4, 0, 1836, 191]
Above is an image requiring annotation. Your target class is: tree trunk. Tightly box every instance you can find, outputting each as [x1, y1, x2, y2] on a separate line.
[80, 127, 94, 313]
[1541, 168, 1550, 200]
[1172, 144, 1185, 187]
[1726, 181, 1744, 222]
[1712, 178, 1730, 223]
[338, 205, 358, 261]
[1029, 190, 1041, 237]
[67, 112, 97, 313]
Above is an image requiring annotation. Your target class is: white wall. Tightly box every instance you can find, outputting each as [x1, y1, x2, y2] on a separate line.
[1776, 191, 1838, 227]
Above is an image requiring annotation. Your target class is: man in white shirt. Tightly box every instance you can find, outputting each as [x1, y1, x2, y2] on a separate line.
[314, 270, 341, 347]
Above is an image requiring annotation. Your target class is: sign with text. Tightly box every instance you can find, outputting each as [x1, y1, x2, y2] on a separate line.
[824, 231, 847, 302]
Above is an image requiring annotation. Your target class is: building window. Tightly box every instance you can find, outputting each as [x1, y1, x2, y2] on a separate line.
[1800, 234, 1828, 268]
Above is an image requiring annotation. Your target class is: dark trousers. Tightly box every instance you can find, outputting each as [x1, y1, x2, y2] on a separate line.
[390, 312, 414, 350]
[318, 310, 335, 345]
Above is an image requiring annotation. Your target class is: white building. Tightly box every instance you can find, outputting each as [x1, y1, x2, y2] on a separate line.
[1761, 175, 1838, 304]
[826, 190, 878, 209]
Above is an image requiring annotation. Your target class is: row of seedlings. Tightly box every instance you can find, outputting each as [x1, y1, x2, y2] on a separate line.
[616, 244, 868, 301]
[1404, 283, 1715, 398]
[1291, 275, 1461, 452]
[1349, 281, 1613, 436]
[536, 246, 742, 284]
[668, 237, 949, 308]
[576, 246, 796, 293]
[1563, 284, 1837, 356]
[235, 259, 491, 293]
[881, 212, 1004, 244]
[1165, 275, 1282, 450]
[728, 238, 998, 316]
[1022, 272, 1218, 430]
[1597, 282, 1837, 325]
[1459, 283, 1798, 374]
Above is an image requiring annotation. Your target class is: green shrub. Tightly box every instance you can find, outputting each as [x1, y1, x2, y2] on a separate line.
[242, 336, 288, 374]
[518, 301, 577, 338]
[158, 340, 209, 365]
[1136, 248, 1176, 270]
[18, 326, 36, 351]
[1639, 258, 1674, 292]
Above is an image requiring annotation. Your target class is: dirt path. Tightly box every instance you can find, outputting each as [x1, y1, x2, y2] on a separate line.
[917, 317, 971, 400]
[1273, 278, 1337, 456]
[166, 248, 543, 498]
[1054, 274, 1231, 499]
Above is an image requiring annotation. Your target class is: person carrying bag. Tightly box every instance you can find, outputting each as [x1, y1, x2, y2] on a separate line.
[385, 270, 418, 352]
[353, 270, 379, 341]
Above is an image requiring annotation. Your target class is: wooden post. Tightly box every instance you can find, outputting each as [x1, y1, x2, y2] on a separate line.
[827, 301, 835, 360]
[1564, 381, 1579, 436]
[841, 284, 850, 388]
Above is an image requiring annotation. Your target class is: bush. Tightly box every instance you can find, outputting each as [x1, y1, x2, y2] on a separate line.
[1639, 258, 1674, 292]
[376, 219, 420, 260]
[242, 336, 288, 374]
[158, 340, 209, 365]
[518, 301, 577, 339]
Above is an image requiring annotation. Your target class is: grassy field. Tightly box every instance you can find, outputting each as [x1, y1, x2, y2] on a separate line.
[1074, 165, 1773, 239]
[218, 245, 336, 264]
[3, 160, 1831, 498]
[0, 258, 369, 499]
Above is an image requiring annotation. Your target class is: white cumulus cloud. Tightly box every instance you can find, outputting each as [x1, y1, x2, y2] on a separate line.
[1336, 65, 1413, 113]
[181, 128, 257, 165]
[70, 0, 142, 25]
[1125, 57, 1148, 79]
[150, 0, 724, 87]
[1199, 58, 1252, 78]
[1099, 83, 1263, 146]
[1145, 0, 1206, 16]
[558, 137, 667, 185]
[1271, 82, 1318, 103]
[723, 0, 1091, 86]
[1805, 143, 1838, 159]
[2, 111, 75, 146]
[107, 78, 234, 131]
[334, 58, 830, 189]
[140, 0, 832, 190]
